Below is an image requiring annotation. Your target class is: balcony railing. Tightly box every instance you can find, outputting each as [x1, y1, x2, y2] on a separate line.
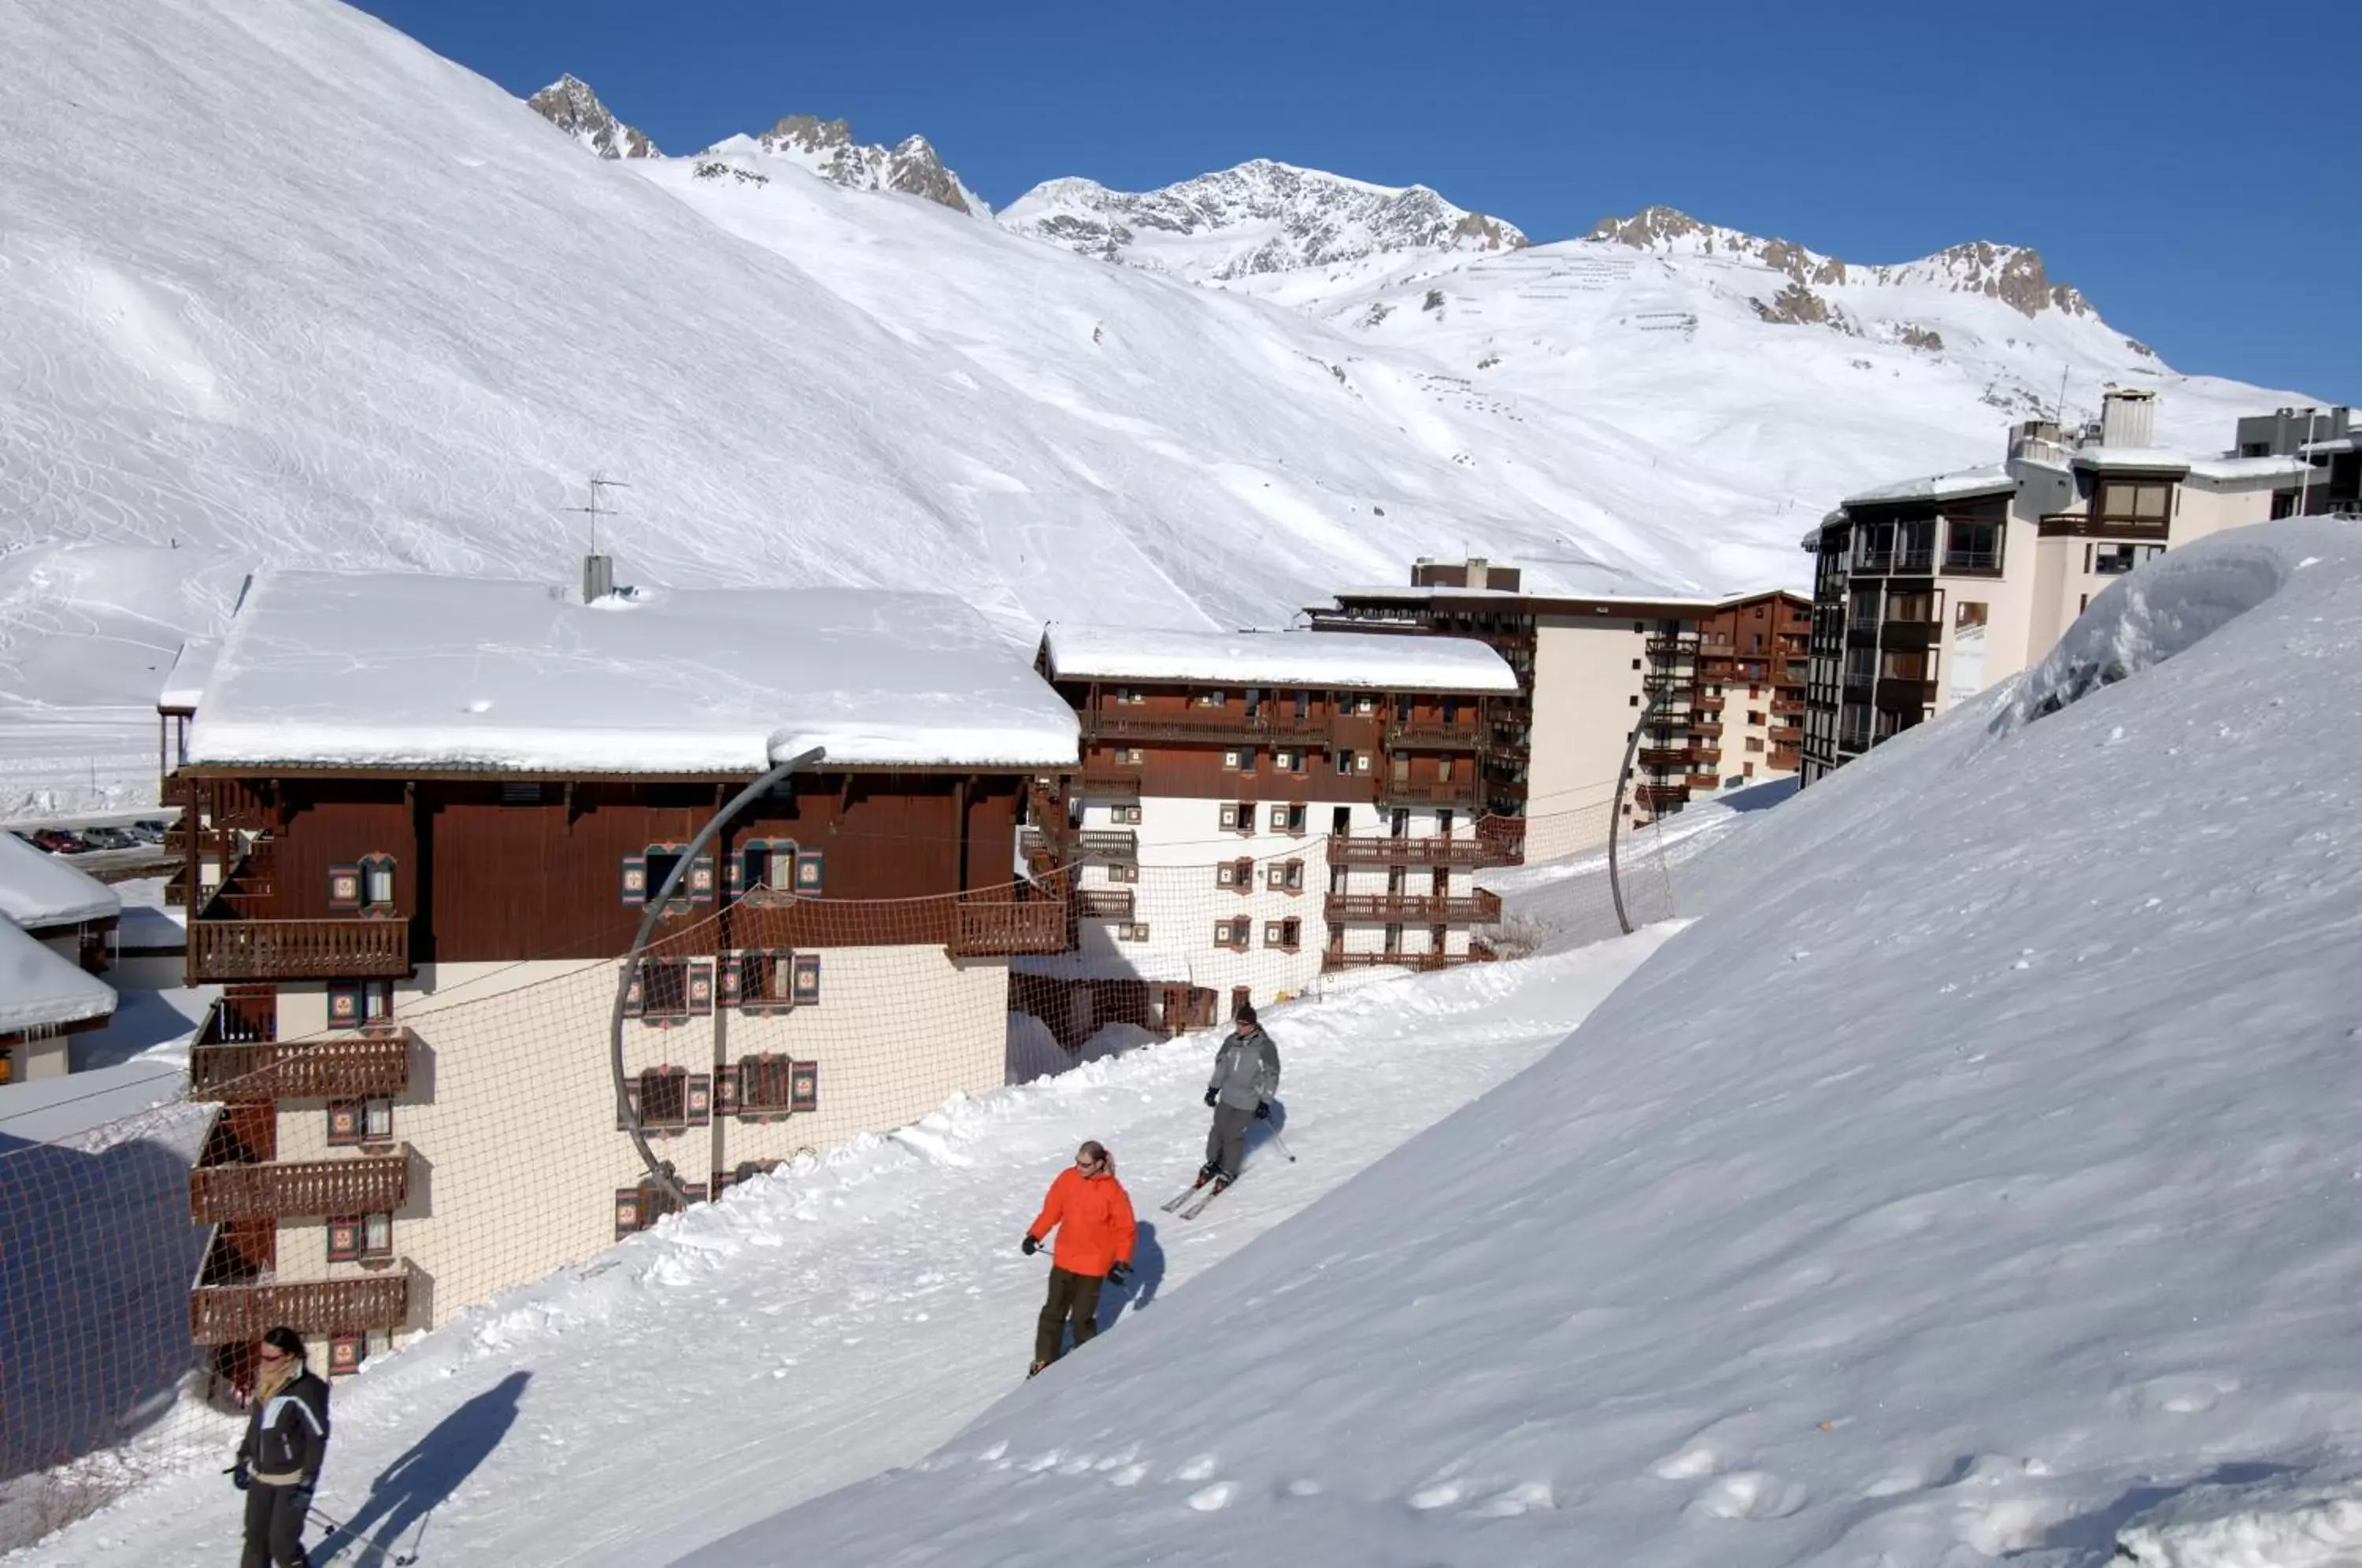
[191, 1271, 410, 1344]
[1375, 779, 1481, 808]
[1772, 697, 1805, 716]
[1075, 887, 1135, 920]
[1320, 949, 1466, 974]
[1635, 783, 1690, 810]
[187, 919, 409, 983]
[1942, 549, 2003, 575]
[1475, 822, 1524, 868]
[1637, 747, 1690, 767]
[1385, 721, 1483, 751]
[1768, 725, 1804, 745]
[950, 898, 1069, 957]
[1085, 711, 1331, 746]
[1325, 834, 1486, 868]
[191, 1028, 413, 1104]
[1323, 890, 1502, 924]
[1077, 830, 1138, 863]
[191, 1153, 410, 1223]
[1075, 771, 1142, 798]
[1645, 637, 1699, 656]
[1690, 695, 1725, 714]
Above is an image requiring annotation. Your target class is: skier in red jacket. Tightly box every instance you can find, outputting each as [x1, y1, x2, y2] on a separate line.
[1021, 1140, 1137, 1376]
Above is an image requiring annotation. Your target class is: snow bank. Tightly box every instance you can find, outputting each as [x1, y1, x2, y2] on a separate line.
[698, 517, 2362, 1565]
[0, 833, 119, 931]
[190, 573, 1080, 772]
[1839, 461, 2015, 506]
[2116, 1463, 2362, 1567]
[1041, 624, 1520, 692]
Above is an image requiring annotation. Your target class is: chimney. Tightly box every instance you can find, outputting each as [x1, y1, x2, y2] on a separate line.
[2099, 389, 2157, 448]
[583, 553, 614, 602]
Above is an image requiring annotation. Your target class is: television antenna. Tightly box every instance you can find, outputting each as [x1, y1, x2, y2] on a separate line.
[565, 475, 631, 555]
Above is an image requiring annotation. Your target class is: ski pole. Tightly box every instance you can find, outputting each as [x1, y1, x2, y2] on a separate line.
[308, 1507, 418, 1566]
[1266, 1127, 1298, 1163]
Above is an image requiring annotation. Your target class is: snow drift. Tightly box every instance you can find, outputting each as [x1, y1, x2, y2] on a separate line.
[694, 514, 2362, 1566]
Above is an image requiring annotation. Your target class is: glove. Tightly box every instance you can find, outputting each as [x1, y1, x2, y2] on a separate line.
[1204, 1088, 1218, 1108]
[1020, 1233, 1040, 1256]
[1254, 1100, 1271, 1120]
[1107, 1262, 1131, 1288]
[293, 1477, 316, 1503]
[229, 1460, 251, 1492]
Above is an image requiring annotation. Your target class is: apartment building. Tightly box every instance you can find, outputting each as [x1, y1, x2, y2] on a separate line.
[1801, 390, 2321, 782]
[1694, 590, 1812, 789]
[167, 571, 1078, 1379]
[1309, 561, 1770, 849]
[1027, 625, 1520, 1030]
[0, 833, 120, 1082]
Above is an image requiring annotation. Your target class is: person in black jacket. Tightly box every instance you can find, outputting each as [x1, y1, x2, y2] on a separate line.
[231, 1326, 331, 1568]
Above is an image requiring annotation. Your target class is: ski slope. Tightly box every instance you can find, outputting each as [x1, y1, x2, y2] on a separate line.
[0, 0, 2319, 814]
[676, 516, 2362, 1567]
[10, 931, 1672, 1567]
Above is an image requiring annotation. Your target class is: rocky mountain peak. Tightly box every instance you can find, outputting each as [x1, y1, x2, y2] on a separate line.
[731, 116, 986, 216]
[526, 75, 659, 161]
[1000, 158, 1527, 283]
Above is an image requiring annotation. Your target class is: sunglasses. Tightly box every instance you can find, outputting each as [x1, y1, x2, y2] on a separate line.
[257, 1346, 291, 1363]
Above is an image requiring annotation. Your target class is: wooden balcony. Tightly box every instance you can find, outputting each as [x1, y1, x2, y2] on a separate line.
[1320, 949, 1466, 974]
[191, 1152, 410, 1223]
[1323, 890, 1502, 924]
[191, 1028, 412, 1104]
[1375, 779, 1481, 808]
[1637, 747, 1691, 768]
[1075, 887, 1135, 920]
[1077, 830, 1138, 863]
[188, 918, 409, 982]
[1645, 636, 1699, 657]
[1324, 834, 1486, 868]
[1686, 771, 1722, 790]
[1475, 822, 1524, 868]
[1689, 695, 1725, 715]
[1385, 721, 1483, 752]
[1771, 697, 1806, 716]
[949, 898, 1069, 957]
[1635, 783, 1690, 810]
[1768, 724, 1804, 745]
[1075, 771, 1142, 798]
[191, 1270, 410, 1344]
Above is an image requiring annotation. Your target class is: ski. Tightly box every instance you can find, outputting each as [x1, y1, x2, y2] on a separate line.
[1159, 1180, 1208, 1215]
[1178, 1177, 1232, 1220]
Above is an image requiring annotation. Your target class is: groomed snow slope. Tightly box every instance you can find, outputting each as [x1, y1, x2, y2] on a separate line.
[696, 516, 2362, 1568]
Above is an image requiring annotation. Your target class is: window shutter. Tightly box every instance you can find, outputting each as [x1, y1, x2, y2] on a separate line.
[687, 1074, 713, 1126]
[620, 854, 648, 907]
[1265, 865, 1281, 889]
[1219, 804, 1238, 830]
[689, 853, 716, 902]
[790, 1060, 819, 1113]
[328, 864, 361, 912]
[791, 953, 821, 1005]
[614, 1188, 642, 1239]
[724, 850, 744, 895]
[720, 956, 742, 1007]
[327, 984, 361, 1030]
[716, 1067, 741, 1118]
[622, 967, 645, 1018]
[794, 849, 825, 896]
[688, 960, 716, 1015]
[616, 1077, 643, 1130]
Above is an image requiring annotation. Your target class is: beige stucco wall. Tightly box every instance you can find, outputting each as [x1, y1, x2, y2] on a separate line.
[268, 945, 1011, 1336]
[1528, 615, 1652, 850]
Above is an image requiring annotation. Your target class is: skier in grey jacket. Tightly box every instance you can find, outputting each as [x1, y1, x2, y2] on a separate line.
[1198, 1004, 1280, 1188]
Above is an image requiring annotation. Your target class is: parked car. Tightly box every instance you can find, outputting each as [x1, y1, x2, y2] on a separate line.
[130, 819, 168, 842]
[80, 827, 139, 851]
[29, 828, 85, 853]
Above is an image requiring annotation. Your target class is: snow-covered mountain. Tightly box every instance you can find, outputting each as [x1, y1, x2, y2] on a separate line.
[524, 74, 657, 159]
[999, 157, 1527, 281]
[0, 0, 2319, 816]
[698, 113, 988, 216]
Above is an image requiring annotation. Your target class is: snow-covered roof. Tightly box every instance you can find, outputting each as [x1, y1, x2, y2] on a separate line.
[1039, 624, 1520, 693]
[1841, 464, 2016, 508]
[2184, 454, 2310, 484]
[0, 831, 120, 930]
[2301, 435, 2359, 457]
[188, 572, 1082, 774]
[159, 636, 217, 713]
[0, 916, 116, 1035]
[1322, 584, 1723, 610]
[2068, 446, 2193, 475]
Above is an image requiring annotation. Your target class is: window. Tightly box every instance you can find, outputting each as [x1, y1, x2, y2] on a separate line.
[639, 1067, 690, 1128]
[1335, 749, 1356, 775]
[1111, 804, 1142, 826]
[327, 1097, 393, 1147]
[1746, 710, 1765, 725]
[1232, 803, 1258, 834]
[1628, 694, 1640, 707]
[360, 855, 395, 911]
[1194, 689, 1227, 708]
[1223, 747, 1253, 771]
[500, 782, 544, 805]
[1213, 918, 1250, 949]
[1264, 919, 1302, 950]
[1108, 863, 1140, 884]
[1267, 860, 1305, 891]
[2089, 542, 2164, 576]
[644, 847, 683, 897]
[1847, 586, 1881, 630]
[1117, 747, 1145, 765]
[327, 980, 393, 1030]
[1383, 923, 1404, 955]
[1745, 737, 1765, 753]
[1331, 807, 1352, 835]
[1274, 749, 1301, 773]
[1216, 858, 1253, 889]
[622, 844, 714, 908]
[739, 839, 798, 894]
[326, 1212, 393, 1264]
[1631, 658, 1643, 671]
[736, 1054, 805, 1114]
[1886, 590, 1938, 624]
[1943, 519, 2001, 574]
[1245, 688, 1263, 719]
[735, 950, 797, 1008]
[1274, 802, 1307, 834]
[2097, 481, 2171, 523]
[1436, 757, 1454, 783]
[1118, 923, 1150, 943]
[642, 960, 690, 1019]
[1111, 687, 1146, 705]
[2271, 490, 2297, 520]
[1231, 987, 1253, 1020]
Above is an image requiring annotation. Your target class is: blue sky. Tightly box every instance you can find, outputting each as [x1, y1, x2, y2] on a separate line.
[357, 0, 2356, 402]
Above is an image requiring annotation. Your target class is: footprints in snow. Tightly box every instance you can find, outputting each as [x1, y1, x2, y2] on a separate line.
[951, 1438, 1555, 1519]
[1652, 1433, 1808, 1522]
